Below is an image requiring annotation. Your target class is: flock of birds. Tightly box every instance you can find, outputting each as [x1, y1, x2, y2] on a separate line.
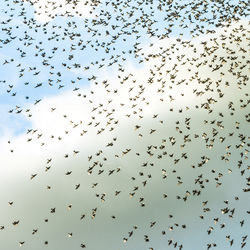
[0, 0, 249, 249]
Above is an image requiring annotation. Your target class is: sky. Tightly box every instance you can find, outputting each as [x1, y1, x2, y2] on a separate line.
[0, 0, 249, 250]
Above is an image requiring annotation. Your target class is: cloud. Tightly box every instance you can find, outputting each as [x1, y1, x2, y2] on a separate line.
[22, 0, 98, 23]
[0, 19, 249, 250]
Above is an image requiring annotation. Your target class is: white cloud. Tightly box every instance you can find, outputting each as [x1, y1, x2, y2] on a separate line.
[22, 0, 97, 23]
